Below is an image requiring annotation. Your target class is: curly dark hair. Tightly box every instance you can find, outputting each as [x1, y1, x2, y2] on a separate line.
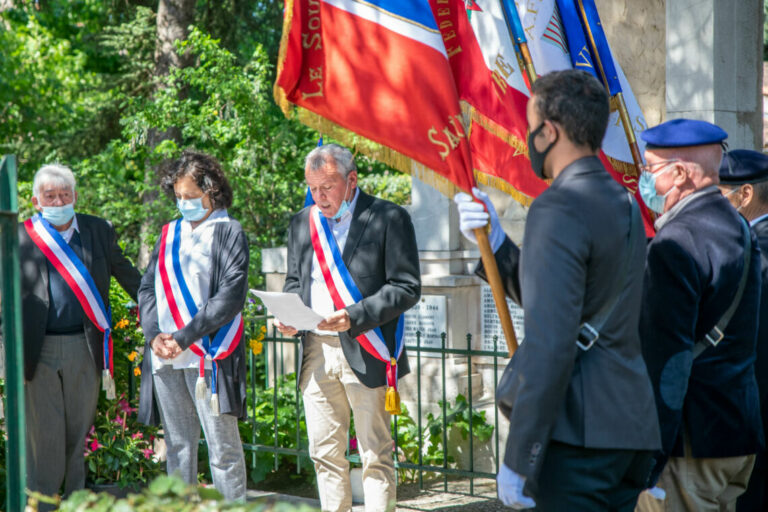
[530, 69, 609, 151]
[161, 150, 233, 209]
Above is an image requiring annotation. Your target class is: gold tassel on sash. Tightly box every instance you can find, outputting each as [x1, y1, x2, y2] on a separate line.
[384, 358, 401, 415]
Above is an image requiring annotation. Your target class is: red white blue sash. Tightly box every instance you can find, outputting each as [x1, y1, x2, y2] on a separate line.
[308, 206, 404, 390]
[155, 219, 244, 412]
[24, 214, 116, 398]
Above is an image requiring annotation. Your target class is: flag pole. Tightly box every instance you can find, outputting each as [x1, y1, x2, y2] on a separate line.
[575, 0, 643, 175]
[474, 227, 518, 355]
[499, 0, 538, 86]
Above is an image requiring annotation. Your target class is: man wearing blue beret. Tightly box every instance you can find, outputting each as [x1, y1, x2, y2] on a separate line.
[718, 149, 768, 512]
[635, 121, 764, 512]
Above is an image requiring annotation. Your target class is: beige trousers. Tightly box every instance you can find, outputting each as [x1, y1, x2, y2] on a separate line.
[300, 333, 395, 512]
[636, 453, 756, 512]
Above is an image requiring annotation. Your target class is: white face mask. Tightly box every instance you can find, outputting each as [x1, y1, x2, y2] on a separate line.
[41, 203, 75, 226]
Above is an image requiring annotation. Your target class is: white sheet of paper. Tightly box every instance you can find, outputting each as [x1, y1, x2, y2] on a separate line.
[250, 290, 324, 331]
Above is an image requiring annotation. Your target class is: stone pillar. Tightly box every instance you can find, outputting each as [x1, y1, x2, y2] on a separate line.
[666, 0, 763, 149]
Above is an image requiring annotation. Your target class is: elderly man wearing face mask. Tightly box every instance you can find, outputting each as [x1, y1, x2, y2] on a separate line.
[716, 150, 768, 512]
[19, 164, 141, 507]
[635, 123, 764, 512]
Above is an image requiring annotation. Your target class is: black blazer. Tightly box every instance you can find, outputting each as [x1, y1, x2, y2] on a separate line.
[19, 213, 141, 381]
[283, 190, 421, 389]
[641, 188, 763, 461]
[137, 218, 249, 424]
[479, 156, 661, 492]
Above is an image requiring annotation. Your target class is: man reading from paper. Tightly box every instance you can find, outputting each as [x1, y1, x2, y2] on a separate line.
[275, 143, 421, 512]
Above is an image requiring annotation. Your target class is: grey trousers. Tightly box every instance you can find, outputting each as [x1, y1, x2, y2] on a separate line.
[25, 332, 100, 507]
[153, 366, 246, 501]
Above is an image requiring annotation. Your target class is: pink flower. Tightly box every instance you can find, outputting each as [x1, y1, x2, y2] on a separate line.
[131, 432, 143, 440]
[349, 437, 358, 451]
[89, 439, 100, 452]
[113, 416, 125, 427]
[142, 448, 154, 459]
[118, 400, 136, 414]
[88, 425, 95, 435]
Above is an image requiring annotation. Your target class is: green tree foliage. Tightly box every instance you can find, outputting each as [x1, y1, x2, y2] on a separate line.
[0, 1, 410, 285]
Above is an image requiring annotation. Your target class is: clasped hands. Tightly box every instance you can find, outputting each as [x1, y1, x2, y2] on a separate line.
[151, 333, 183, 359]
[274, 309, 351, 336]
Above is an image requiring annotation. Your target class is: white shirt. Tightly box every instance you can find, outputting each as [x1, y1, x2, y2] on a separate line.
[310, 188, 360, 335]
[153, 209, 231, 372]
[58, 214, 79, 243]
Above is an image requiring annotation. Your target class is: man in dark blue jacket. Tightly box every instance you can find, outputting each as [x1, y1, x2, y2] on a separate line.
[717, 149, 768, 512]
[636, 121, 763, 512]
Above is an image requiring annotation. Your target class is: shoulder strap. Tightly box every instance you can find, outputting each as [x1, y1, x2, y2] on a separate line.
[692, 218, 752, 359]
[577, 193, 639, 350]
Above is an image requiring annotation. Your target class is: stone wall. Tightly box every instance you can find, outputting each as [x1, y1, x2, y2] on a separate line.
[595, 0, 667, 128]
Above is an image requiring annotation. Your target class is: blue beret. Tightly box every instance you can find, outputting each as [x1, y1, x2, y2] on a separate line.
[719, 149, 768, 184]
[641, 119, 728, 149]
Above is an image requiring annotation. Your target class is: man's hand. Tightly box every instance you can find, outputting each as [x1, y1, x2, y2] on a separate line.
[151, 333, 182, 359]
[317, 309, 351, 332]
[497, 464, 536, 510]
[274, 318, 298, 336]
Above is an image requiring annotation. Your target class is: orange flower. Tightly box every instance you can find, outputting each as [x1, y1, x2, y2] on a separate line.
[127, 351, 138, 362]
[115, 318, 130, 329]
[249, 338, 263, 356]
[133, 367, 141, 376]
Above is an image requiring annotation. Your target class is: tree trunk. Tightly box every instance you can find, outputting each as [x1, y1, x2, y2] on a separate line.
[137, 0, 194, 269]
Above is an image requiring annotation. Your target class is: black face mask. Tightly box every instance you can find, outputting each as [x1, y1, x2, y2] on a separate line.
[527, 122, 558, 179]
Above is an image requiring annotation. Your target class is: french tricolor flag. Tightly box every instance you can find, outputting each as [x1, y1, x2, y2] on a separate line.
[276, 0, 476, 194]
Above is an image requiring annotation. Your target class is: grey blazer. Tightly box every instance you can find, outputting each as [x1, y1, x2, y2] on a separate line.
[283, 190, 421, 389]
[478, 156, 661, 489]
[19, 213, 141, 381]
[137, 218, 249, 424]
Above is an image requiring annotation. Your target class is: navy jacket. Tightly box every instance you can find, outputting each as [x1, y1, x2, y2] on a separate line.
[137, 218, 249, 424]
[752, 218, 768, 446]
[19, 214, 141, 381]
[283, 190, 420, 389]
[479, 156, 660, 492]
[641, 188, 763, 460]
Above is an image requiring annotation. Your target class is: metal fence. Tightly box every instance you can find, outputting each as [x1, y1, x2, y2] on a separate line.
[239, 313, 509, 497]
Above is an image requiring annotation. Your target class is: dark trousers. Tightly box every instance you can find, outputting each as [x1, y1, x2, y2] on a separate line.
[532, 441, 654, 512]
[736, 448, 767, 512]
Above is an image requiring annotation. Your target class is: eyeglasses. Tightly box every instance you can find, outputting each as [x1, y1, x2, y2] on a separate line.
[640, 159, 680, 175]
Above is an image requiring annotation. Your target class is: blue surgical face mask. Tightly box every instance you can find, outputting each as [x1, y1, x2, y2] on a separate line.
[638, 164, 676, 214]
[331, 179, 353, 220]
[177, 196, 210, 222]
[41, 203, 75, 226]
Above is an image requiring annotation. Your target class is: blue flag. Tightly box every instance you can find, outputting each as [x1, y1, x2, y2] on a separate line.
[555, 0, 621, 96]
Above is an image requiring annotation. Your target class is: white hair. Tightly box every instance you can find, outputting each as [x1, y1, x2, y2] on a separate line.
[304, 143, 357, 178]
[33, 164, 76, 198]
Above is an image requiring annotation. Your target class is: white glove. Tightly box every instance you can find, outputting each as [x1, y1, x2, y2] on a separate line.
[497, 464, 536, 510]
[454, 187, 505, 253]
[647, 486, 666, 500]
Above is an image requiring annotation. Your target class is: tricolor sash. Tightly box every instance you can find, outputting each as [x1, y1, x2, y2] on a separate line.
[308, 206, 405, 414]
[155, 219, 244, 415]
[24, 213, 116, 399]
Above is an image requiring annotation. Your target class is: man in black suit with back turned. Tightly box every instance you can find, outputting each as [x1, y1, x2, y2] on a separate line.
[20, 164, 141, 508]
[717, 149, 768, 512]
[456, 69, 660, 511]
[275, 143, 420, 512]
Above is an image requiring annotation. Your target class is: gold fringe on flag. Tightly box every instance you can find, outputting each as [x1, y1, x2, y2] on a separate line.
[273, 0, 295, 116]
[605, 155, 639, 178]
[474, 171, 534, 207]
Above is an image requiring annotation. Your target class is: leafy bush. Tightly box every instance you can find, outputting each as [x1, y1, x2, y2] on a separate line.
[53, 474, 318, 511]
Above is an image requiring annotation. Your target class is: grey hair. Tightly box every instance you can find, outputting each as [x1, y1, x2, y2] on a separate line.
[33, 164, 76, 197]
[304, 143, 357, 178]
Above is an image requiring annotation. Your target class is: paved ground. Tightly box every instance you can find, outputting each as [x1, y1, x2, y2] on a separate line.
[248, 477, 506, 511]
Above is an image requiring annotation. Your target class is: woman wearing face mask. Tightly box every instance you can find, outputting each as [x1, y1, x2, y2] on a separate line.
[136, 150, 249, 501]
